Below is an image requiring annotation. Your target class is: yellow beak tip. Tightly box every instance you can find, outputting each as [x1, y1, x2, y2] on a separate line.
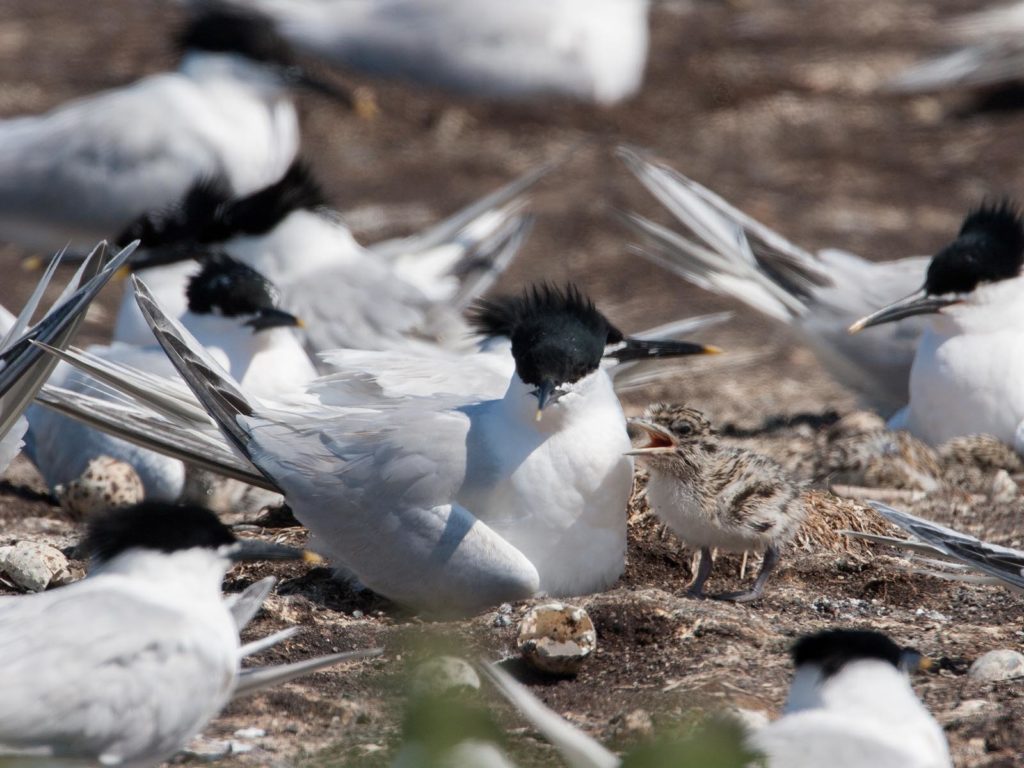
[302, 550, 324, 565]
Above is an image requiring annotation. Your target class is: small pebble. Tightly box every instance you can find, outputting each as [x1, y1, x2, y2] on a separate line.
[517, 602, 596, 676]
[410, 656, 480, 697]
[0, 541, 72, 592]
[54, 455, 144, 520]
[968, 649, 1024, 682]
[233, 728, 266, 740]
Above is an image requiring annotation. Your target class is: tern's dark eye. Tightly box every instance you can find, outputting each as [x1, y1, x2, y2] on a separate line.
[674, 421, 693, 436]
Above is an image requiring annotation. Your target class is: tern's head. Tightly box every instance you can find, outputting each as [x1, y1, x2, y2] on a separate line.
[470, 284, 618, 415]
[186, 252, 302, 333]
[625, 403, 714, 463]
[83, 501, 319, 578]
[786, 629, 932, 713]
[177, 5, 358, 107]
[850, 202, 1024, 332]
[470, 285, 720, 419]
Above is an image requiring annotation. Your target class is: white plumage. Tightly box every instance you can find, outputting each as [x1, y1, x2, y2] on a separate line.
[218, 0, 650, 105]
[620, 146, 929, 416]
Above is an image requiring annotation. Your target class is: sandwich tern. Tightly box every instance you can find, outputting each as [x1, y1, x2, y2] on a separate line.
[849, 202, 1024, 450]
[0, 501, 378, 768]
[105, 281, 719, 614]
[0, 241, 137, 474]
[480, 629, 948, 768]
[111, 158, 541, 354]
[619, 145, 930, 416]
[26, 253, 313, 501]
[0, 5, 354, 252]
[215, 0, 650, 105]
[748, 629, 951, 768]
[627, 403, 807, 601]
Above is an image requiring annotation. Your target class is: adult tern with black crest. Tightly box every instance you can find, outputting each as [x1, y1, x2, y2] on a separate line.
[107, 281, 719, 615]
[26, 253, 313, 501]
[111, 158, 542, 355]
[850, 201, 1024, 451]
[480, 629, 948, 767]
[0, 501, 379, 767]
[0, 4, 357, 252]
[619, 146, 929, 416]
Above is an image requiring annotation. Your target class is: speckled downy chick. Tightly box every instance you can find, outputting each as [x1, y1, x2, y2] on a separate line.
[628, 403, 807, 601]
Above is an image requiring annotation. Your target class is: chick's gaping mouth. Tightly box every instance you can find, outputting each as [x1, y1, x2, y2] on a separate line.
[625, 420, 678, 455]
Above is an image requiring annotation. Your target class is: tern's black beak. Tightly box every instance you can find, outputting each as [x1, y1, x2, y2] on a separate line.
[533, 379, 557, 422]
[848, 289, 962, 333]
[899, 648, 935, 674]
[245, 307, 304, 332]
[624, 418, 679, 456]
[606, 337, 722, 363]
[228, 538, 322, 564]
[278, 64, 374, 116]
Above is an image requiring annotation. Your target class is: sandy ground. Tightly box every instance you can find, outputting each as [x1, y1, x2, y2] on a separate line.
[2, 0, 1024, 765]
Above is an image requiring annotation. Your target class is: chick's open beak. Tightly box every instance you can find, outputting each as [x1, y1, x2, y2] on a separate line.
[624, 419, 678, 456]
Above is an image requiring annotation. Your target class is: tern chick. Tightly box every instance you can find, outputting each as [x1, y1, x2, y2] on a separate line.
[628, 403, 806, 601]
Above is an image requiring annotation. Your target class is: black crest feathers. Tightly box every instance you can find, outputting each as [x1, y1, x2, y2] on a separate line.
[792, 629, 904, 678]
[84, 502, 236, 563]
[186, 252, 280, 317]
[117, 174, 232, 249]
[926, 201, 1024, 295]
[178, 5, 294, 66]
[209, 160, 328, 240]
[468, 284, 623, 387]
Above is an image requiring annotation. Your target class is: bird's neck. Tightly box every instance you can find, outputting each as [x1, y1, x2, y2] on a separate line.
[178, 51, 285, 97]
[937, 275, 1024, 335]
[89, 549, 230, 604]
[785, 661, 922, 723]
[500, 370, 614, 433]
[240, 327, 317, 399]
[180, 311, 280, 381]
